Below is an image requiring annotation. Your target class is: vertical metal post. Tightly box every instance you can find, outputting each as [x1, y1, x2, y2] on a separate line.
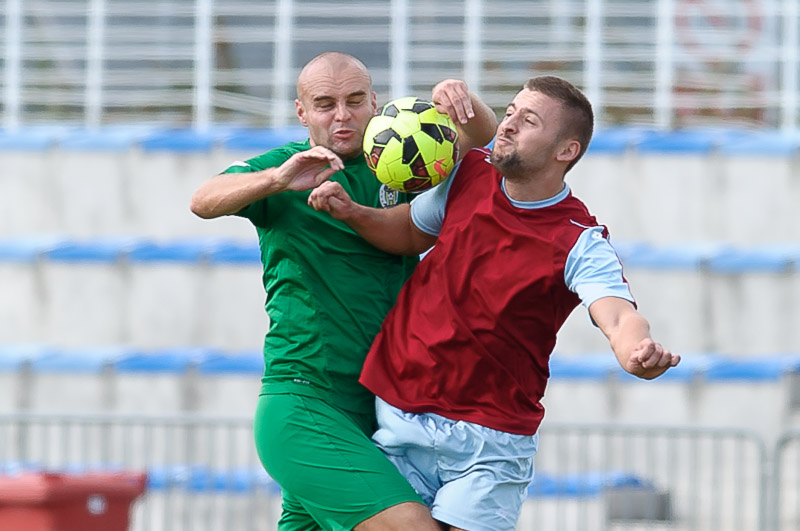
[194, 0, 214, 131]
[86, 0, 106, 129]
[390, 0, 409, 99]
[464, 0, 482, 93]
[584, 0, 603, 124]
[3, 0, 23, 130]
[655, 0, 675, 129]
[272, 0, 294, 127]
[781, 0, 799, 132]
[550, 0, 572, 49]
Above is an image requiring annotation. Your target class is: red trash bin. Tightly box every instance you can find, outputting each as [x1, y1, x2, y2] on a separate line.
[0, 472, 147, 531]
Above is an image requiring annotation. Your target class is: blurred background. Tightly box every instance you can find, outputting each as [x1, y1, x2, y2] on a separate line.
[1, 1, 800, 530]
[1, 0, 797, 129]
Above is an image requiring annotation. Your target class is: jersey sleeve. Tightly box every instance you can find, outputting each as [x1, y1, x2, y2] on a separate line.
[409, 160, 461, 236]
[219, 149, 292, 224]
[564, 226, 635, 310]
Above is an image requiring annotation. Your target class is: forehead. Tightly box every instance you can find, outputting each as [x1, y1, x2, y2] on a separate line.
[299, 62, 371, 101]
[509, 89, 561, 116]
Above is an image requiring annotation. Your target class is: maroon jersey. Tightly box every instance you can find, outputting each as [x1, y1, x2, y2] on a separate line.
[360, 149, 608, 435]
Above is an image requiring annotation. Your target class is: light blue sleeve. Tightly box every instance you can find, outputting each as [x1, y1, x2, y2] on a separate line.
[565, 226, 635, 309]
[409, 160, 461, 236]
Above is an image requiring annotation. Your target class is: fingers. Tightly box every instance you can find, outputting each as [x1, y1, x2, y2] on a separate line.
[632, 339, 679, 369]
[308, 181, 348, 214]
[304, 146, 345, 172]
[432, 79, 474, 125]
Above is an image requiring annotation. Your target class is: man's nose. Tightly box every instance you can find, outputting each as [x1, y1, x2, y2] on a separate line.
[334, 102, 351, 121]
[499, 115, 517, 134]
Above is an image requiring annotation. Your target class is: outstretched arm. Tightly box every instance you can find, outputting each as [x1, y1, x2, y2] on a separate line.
[589, 297, 681, 380]
[431, 79, 498, 160]
[308, 181, 436, 255]
[190, 146, 344, 219]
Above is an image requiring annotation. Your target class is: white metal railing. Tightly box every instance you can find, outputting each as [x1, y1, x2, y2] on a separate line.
[1, 0, 798, 130]
[0, 413, 773, 531]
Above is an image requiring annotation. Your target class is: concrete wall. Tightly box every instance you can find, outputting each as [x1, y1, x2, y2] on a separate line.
[1, 132, 799, 448]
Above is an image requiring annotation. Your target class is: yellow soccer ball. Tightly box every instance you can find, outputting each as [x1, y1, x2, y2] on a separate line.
[363, 97, 459, 192]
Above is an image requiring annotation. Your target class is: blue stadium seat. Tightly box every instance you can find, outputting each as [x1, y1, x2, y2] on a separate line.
[0, 235, 67, 262]
[44, 236, 145, 263]
[706, 245, 799, 273]
[586, 127, 645, 154]
[634, 129, 731, 154]
[196, 349, 263, 375]
[58, 126, 158, 151]
[703, 354, 800, 382]
[549, 354, 618, 380]
[0, 344, 57, 370]
[528, 470, 653, 498]
[0, 126, 76, 150]
[719, 130, 800, 156]
[30, 346, 123, 373]
[126, 239, 221, 263]
[223, 127, 308, 152]
[139, 129, 220, 152]
[146, 464, 279, 494]
[622, 242, 728, 270]
[112, 348, 204, 373]
[206, 240, 262, 264]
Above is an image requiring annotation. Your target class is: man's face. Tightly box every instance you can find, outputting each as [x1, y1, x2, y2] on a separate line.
[490, 89, 567, 179]
[295, 63, 378, 160]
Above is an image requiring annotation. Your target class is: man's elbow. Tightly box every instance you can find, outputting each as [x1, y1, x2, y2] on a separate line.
[189, 194, 219, 219]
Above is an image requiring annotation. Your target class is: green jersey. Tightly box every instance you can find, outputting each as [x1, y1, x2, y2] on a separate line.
[224, 140, 417, 415]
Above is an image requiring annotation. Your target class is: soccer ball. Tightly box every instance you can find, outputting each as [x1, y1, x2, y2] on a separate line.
[363, 97, 459, 192]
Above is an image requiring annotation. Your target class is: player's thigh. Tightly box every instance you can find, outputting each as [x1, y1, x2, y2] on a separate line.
[254, 393, 423, 530]
[433, 429, 538, 531]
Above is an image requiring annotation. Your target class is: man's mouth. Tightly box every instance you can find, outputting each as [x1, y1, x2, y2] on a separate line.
[333, 129, 355, 139]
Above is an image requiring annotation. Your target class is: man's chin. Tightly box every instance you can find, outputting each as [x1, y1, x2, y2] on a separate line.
[327, 140, 361, 160]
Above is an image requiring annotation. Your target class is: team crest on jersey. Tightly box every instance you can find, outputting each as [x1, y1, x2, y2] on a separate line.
[379, 184, 400, 208]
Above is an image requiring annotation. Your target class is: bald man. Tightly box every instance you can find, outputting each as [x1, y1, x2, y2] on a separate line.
[190, 52, 496, 530]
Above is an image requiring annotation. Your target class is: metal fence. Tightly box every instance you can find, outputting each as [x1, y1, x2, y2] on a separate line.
[1, 0, 798, 130]
[0, 413, 791, 531]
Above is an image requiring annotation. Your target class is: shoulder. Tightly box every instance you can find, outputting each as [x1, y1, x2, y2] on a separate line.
[448, 147, 495, 192]
[223, 140, 310, 174]
[462, 146, 492, 167]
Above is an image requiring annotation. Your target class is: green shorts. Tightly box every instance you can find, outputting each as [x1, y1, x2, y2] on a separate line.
[253, 393, 423, 531]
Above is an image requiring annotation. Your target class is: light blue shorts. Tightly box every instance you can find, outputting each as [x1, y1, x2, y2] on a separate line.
[373, 398, 538, 531]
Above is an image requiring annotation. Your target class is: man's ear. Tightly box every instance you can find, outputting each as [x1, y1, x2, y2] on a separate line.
[296, 99, 308, 127]
[556, 139, 581, 164]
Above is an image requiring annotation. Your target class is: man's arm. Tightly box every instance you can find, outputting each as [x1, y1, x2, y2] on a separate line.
[308, 182, 436, 256]
[589, 297, 681, 380]
[190, 146, 344, 219]
[431, 79, 498, 160]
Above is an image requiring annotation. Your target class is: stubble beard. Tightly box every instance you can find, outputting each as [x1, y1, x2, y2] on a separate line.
[490, 149, 525, 179]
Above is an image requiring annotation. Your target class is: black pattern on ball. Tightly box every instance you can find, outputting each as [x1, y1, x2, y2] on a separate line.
[402, 136, 419, 164]
[411, 100, 434, 113]
[382, 104, 400, 117]
[420, 123, 444, 144]
[373, 128, 401, 146]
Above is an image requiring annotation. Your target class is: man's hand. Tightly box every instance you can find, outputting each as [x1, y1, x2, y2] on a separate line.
[432, 79, 475, 125]
[624, 338, 681, 378]
[276, 146, 344, 192]
[308, 181, 357, 220]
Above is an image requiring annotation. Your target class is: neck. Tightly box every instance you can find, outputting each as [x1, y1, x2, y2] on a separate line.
[503, 170, 566, 202]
